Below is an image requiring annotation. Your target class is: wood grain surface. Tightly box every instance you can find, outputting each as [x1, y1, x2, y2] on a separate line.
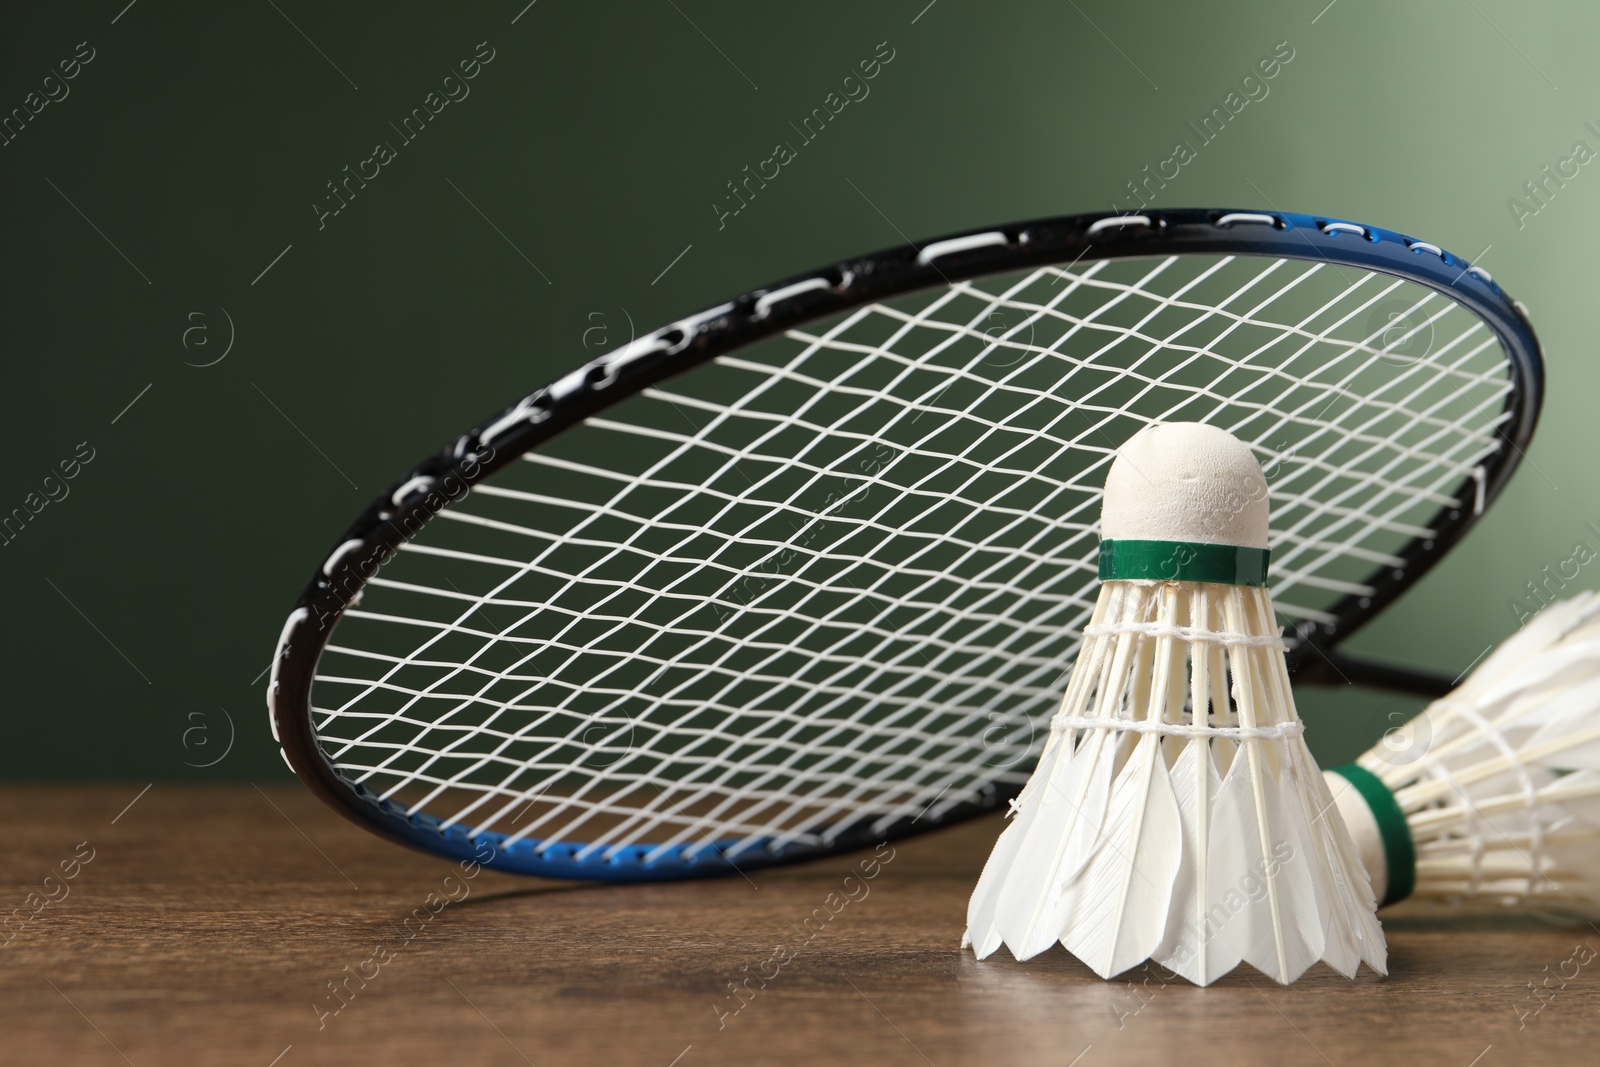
[3, 784, 1597, 1066]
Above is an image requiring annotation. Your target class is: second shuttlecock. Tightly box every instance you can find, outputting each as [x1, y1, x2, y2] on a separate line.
[1326, 590, 1600, 916]
[965, 422, 1386, 985]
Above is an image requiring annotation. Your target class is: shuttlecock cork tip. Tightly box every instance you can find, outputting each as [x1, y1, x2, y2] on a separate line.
[1101, 422, 1269, 549]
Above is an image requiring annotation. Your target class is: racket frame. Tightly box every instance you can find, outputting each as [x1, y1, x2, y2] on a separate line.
[269, 208, 1543, 880]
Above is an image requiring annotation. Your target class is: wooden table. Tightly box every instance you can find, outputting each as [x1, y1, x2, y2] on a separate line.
[4, 785, 1596, 1065]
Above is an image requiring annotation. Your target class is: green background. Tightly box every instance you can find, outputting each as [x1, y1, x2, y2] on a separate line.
[1, 0, 1594, 781]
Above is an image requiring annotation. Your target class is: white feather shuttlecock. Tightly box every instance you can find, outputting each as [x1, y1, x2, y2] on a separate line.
[1326, 591, 1600, 914]
[964, 422, 1386, 985]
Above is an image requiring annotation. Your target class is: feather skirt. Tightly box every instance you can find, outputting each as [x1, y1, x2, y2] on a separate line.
[964, 579, 1387, 984]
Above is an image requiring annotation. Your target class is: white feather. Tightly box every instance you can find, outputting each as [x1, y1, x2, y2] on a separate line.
[1060, 732, 1182, 977]
[1008, 732, 1116, 959]
[1206, 748, 1325, 983]
[965, 730, 1072, 958]
[1297, 748, 1387, 978]
[1152, 740, 1235, 984]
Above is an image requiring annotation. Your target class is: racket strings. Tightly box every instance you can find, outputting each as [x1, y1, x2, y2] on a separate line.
[309, 254, 1516, 859]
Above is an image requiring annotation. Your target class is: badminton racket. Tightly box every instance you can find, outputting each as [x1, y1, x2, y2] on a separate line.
[266, 208, 1543, 880]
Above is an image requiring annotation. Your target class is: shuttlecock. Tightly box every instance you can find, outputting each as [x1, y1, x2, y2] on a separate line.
[1326, 591, 1600, 914]
[964, 422, 1386, 985]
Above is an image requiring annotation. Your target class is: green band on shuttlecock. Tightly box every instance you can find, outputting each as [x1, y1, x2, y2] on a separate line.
[1328, 762, 1416, 907]
[1097, 539, 1270, 587]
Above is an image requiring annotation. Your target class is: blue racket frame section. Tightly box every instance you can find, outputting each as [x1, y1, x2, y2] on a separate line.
[269, 207, 1543, 882]
[328, 777, 941, 881]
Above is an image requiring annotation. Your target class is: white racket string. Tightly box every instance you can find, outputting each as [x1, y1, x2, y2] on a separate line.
[308, 253, 1515, 858]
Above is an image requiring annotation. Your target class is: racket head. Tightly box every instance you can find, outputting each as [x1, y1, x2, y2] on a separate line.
[268, 208, 1543, 881]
